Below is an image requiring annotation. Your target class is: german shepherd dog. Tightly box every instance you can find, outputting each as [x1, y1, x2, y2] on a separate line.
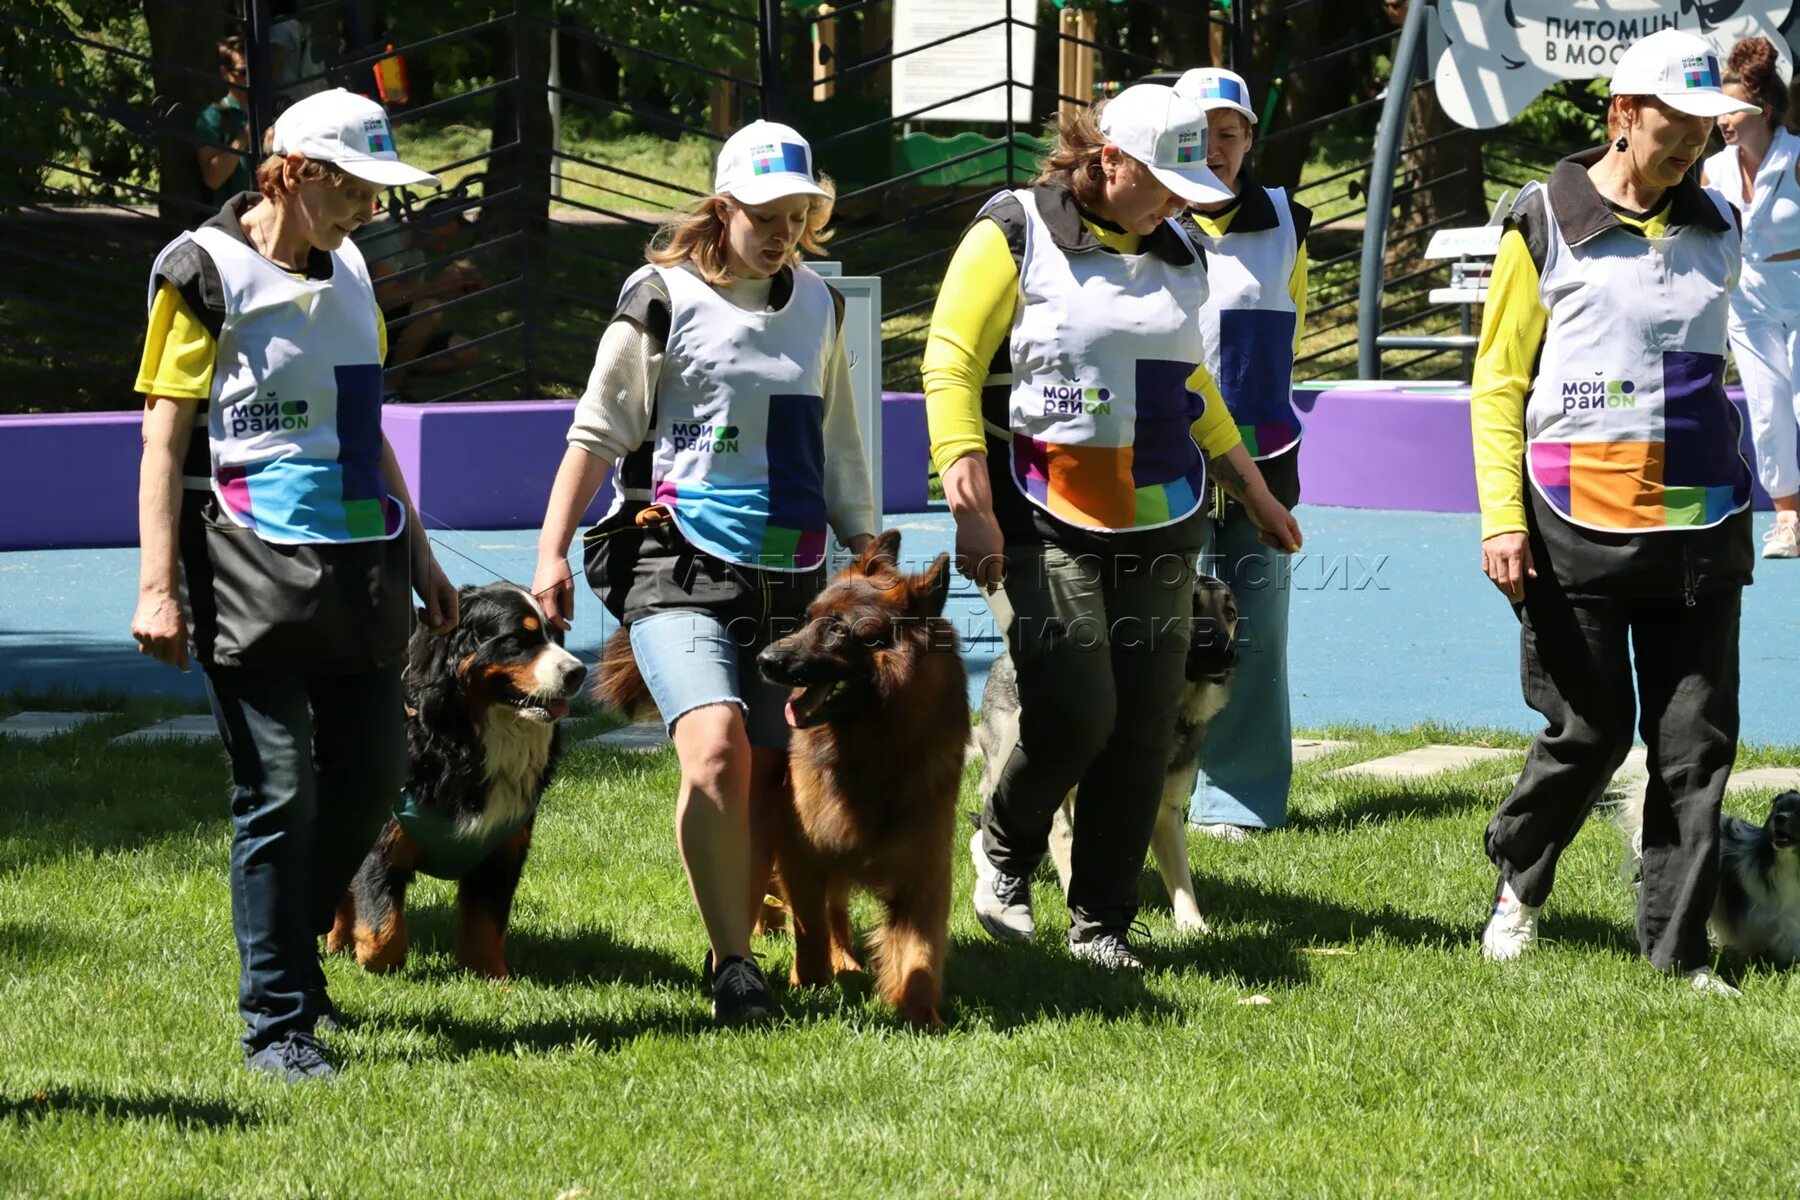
[977, 575, 1239, 933]
[328, 584, 586, 978]
[1620, 789, 1800, 967]
[595, 530, 968, 1028]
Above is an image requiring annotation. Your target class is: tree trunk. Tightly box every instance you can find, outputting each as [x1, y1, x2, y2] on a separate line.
[142, 0, 221, 226]
[1389, 77, 1486, 268]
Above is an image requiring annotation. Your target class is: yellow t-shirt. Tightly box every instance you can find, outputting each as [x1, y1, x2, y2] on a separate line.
[921, 214, 1243, 480]
[135, 279, 388, 401]
[1469, 205, 1667, 539]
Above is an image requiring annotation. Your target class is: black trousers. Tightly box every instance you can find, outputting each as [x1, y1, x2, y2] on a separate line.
[1485, 573, 1739, 972]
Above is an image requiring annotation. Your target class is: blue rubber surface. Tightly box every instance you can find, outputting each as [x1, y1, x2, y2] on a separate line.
[6, 508, 1799, 743]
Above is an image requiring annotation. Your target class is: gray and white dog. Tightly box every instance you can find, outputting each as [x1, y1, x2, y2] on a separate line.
[1620, 788, 1800, 967]
[976, 576, 1239, 933]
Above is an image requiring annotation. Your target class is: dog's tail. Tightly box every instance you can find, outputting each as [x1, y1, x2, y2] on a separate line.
[593, 627, 655, 718]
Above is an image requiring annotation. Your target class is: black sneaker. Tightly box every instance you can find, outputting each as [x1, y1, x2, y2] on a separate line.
[1068, 928, 1145, 971]
[246, 1032, 336, 1083]
[704, 951, 775, 1024]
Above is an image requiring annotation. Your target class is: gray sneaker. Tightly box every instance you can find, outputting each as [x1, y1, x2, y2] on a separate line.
[246, 1032, 336, 1083]
[1068, 929, 1144, 971]
[969, 830, 1035, 942]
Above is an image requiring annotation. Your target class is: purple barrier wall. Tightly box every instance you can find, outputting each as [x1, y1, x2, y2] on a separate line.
[2, 388, 1777, 551]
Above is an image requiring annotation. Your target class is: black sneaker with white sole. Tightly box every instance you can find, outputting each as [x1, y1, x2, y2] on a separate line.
[705, 951, 775, 1024]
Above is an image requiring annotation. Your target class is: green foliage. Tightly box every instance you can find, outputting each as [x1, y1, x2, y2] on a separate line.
[1510, 78, 1611, 148]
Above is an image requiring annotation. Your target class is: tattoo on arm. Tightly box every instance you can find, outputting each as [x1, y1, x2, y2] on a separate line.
[1209, 454, 1249, 500]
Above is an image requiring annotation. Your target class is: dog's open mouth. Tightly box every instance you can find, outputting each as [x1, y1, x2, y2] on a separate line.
[505, 694, 571, 722]
[1773, 831, 1795, 850]
[785, 679, 850, 728]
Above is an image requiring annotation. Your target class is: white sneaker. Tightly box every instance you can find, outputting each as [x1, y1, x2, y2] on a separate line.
[969, 830, 1035, 943]
[1187, 822, 1252, 843]
[1480, 879, 1541, 962]
[1685, 967, 1741, 997]
[1761, 518, 1799, 559]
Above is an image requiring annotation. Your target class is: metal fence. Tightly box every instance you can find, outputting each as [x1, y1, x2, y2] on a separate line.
[1, 0, 1586, 418]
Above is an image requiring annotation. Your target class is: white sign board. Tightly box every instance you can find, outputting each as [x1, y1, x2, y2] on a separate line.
[1433, 0, 1793, 129]
[828, 275, 883, 529]
[891, 0, 1036, 123]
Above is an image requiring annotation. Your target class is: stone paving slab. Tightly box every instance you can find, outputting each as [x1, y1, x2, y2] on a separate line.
[111, 715, 219, 745]
[1292, 738, 1352, 763]
[1726, 767, 1800, 795]
[0, 711, 112, 740]
[1327, 744, 1516, 781]
[586, 721, 671, 753]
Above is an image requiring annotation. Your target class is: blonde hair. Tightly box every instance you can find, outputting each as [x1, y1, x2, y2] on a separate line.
[1033, 104, 1108, 208]
[254, 154, 349, 201]
[647, 177, 837, 285]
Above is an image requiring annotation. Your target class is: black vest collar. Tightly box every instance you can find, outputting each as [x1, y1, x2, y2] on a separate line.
[1545, 147, 1729, 248]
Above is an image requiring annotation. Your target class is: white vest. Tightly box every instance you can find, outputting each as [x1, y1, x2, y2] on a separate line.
[641, 263, 833, 571]
[1522, 179, 1751, 533]
[147, 225, 401, 545]
[1704, 128, 1800, 317]
[1193, 187, 1301, 460]
[999, 188, 1211, 533]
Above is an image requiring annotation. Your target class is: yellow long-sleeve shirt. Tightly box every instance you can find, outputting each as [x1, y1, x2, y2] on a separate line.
[1469, 206, 1667, 539]
[921, 214, 1243, 480]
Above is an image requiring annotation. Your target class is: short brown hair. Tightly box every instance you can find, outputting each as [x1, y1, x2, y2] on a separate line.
[254, 154, 350, 201]
[1034, 104, 1107, 208]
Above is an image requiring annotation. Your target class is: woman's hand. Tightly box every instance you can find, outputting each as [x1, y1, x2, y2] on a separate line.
[1482, 532, 1536, 603]
[416, 554, 459, 634]
[1243, 488, 1303, 553]
[940, 453, 1006, 590]
[130, 589, 189, 670]
[533, 553, 576, 631]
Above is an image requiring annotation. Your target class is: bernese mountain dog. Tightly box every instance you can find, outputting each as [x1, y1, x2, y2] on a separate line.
[327, 583, 586, 978]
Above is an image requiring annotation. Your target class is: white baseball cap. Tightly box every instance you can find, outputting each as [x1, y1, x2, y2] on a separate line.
[1174, 68, 1257, 124]
[1097, 84, 1232, 205]
[271, 88, 440, 188]
[1609, 29, 1759, 118]
[714, 121, 830, 205]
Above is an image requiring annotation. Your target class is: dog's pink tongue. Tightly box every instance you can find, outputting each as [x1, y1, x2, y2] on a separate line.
[784, 699, 800, 728]
[548, 698, 571, 719]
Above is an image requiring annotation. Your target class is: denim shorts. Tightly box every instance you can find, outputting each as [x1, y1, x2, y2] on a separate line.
[628, 609, 792, 748]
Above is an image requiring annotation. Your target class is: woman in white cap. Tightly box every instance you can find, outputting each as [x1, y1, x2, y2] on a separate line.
[1702, 35, 1800, 559]
[532, 121, 875, 1022]
[131, 88, 459, 1079]
[924, 84, 1302, 969]
[1173, 66, 1312, 840]
[1470, 30, 1755, 992]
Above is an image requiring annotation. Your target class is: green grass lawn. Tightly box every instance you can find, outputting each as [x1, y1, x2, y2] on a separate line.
[4, 691, 1799, 1197]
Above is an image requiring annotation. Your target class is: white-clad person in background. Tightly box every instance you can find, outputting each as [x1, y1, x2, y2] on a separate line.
[132, 89, 458, 1080]
[1173, 66, 1312, 839]
[1702, 35, 1800, 558]
[1469, 30, 1755, 994]
[532, 122, 875, 1023]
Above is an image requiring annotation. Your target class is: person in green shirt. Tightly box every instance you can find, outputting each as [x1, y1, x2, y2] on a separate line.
[194, 36, 254, 209]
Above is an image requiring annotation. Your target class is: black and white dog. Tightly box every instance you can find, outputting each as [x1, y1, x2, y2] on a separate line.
[328, 584, 586, 978]
[1620, 788, 1800, 967]
[976, 576, 1238, 933]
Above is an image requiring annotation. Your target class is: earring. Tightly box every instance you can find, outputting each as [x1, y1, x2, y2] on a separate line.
[1614, 134, 1629, 152]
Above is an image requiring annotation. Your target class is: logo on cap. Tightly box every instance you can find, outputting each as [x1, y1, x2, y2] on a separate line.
[363, 117, 393, 154]
[1196, 77, 1247, 105]
[750, 143, 809, 177]
[1681, 54, 1721, 89]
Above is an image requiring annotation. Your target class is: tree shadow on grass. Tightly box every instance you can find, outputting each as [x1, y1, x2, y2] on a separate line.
[0, 1086, 258, 1131]
[1289, 784, 1500, 834]
[346, 902, 693, 989]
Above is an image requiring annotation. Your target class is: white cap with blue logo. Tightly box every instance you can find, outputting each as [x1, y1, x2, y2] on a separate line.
[715, 120, 831, 205]
[1097, 84, 1232, 205]
[1609, 28, 1758, 118]
[1174, 68, 1257, 124]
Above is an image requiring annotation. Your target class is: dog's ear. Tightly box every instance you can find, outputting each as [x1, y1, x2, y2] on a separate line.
[858, 529, 903, 576]
[906, 552, 952, 619]
[408, 616, 477, 731]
